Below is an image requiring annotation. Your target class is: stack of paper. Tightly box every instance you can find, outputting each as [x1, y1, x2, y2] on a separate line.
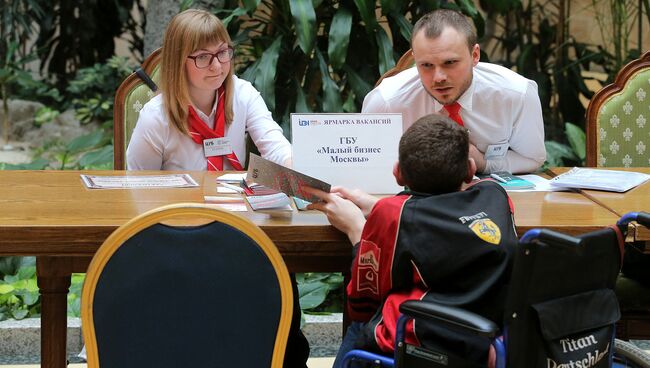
[245, 192, 293, 211]
[550, 167, 650, 192]
[217, 173, 247, 183]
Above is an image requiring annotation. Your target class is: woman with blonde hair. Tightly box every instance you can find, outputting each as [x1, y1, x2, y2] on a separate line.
[127, 8, 291, 170]
[125, 9, 308, 368]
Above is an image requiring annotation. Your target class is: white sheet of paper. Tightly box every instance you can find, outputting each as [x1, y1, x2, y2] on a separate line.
[81, 174, 198, 189]
[549, 167, 650, 192]
[216, 173, 247, 183]
[291, 113, 402, 194]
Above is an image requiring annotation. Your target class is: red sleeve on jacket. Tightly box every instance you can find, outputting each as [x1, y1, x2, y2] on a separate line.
[347, 195, 409, 322]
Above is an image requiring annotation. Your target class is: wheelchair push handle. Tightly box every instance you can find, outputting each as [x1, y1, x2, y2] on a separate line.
[519, 229, 582, 248]
[617, 211, 650, 229]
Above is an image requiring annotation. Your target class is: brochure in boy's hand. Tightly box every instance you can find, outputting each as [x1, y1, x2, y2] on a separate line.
[246, 153, 331, 203]
[549, 167, 650, 192]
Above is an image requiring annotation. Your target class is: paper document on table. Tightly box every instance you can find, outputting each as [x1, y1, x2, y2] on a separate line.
[217, 173, 247, 183]
[245, 192, 293, 211]
[81, 174, 198, 189]
[246, 153, 331, 203]
[549, 167, 650, 192]
[503, 175, 572, 192]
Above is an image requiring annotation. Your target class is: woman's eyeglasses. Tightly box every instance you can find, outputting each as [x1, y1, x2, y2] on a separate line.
[187, 47, 234, 68]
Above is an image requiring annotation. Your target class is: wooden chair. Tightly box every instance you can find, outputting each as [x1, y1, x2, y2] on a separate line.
[584, 51, 650, 340]
[375, 49, 414, 87]
[113, 48, 161, 170]
[81, 203, 293, 368]
[585, 50, 650, 168]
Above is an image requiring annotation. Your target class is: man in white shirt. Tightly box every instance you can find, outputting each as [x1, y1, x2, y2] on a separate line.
[362, 9, 546, 174]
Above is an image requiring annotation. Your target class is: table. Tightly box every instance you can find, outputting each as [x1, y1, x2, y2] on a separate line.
[0, 170, 619, 368]
[547, 167, 650, 241]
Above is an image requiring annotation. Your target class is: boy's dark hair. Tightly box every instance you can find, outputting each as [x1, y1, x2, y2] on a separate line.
[399, 114, 469, 193]
[411, 9, 477, 52]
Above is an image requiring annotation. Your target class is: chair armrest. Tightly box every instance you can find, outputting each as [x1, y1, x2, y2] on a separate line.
[638, 212, 650, 228]
[399, 300, 499, 338]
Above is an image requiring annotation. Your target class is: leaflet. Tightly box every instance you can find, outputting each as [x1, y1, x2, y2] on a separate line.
[81, 174, 198, 189]
[549, 167, 650, 192]
[246, 153, 331, 203]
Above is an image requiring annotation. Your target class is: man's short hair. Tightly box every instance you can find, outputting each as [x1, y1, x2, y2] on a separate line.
[411, 9, 477, 51]
[399, 114, 469, 193]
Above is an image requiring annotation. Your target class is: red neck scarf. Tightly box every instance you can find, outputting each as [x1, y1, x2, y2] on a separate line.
[187, 88, 243, 171]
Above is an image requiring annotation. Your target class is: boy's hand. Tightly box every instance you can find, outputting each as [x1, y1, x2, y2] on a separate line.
[303, 187, 366, 245]
[469, 144, 486, 173]
[330, 186, 378, 218]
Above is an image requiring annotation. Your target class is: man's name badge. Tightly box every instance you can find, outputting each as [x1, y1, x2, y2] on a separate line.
[485, 143, 509, 159]
[203, 137, 232, 157]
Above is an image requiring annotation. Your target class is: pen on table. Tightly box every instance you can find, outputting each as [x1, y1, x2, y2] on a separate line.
[220, 182, 245, 193]
[489, 173, 508, 183]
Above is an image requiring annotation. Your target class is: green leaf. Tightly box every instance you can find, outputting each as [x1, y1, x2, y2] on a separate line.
[240, 59, 261, 85]
[380, 0, 399, 15]
[11, 308, 28, 320]
[289, 0, 316, 55]
[388, 12, 413, 42]
[315, 50, 342, 112]
[298, 281, 329, 309]
[65, 130, 104, 154]
[455, 0, 479, 17]
[16, 290, 39, 306]
[328, 8, 353, 71]
[220, 7, 247, 27]
[0, 284, 14, 294]
[545, 141, 578, 167]
[565, 123, 586, 162]
[17, 265, 35, 280]
[79, 145, 114, 168]
[343, 93, 356, 112]
[0, 257, 23, 275]
[241, 0, 261, 14]
[179, 0, 194, 12]
[34, 106, 60, 126]
[0, 158, 50, 170]
[353, 0, 378, 30]
[343, 66, 373, 104]
[295, 86, 311, 113]
[253, 36, 283, 112]
[375, 28, 395, 76]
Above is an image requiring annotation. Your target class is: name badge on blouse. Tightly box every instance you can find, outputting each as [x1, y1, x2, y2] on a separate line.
[203, 137, 232, 157]
[484, 143, 509, 159]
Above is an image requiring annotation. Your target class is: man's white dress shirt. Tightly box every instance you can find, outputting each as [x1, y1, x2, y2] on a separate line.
[362, 62, 546, 173]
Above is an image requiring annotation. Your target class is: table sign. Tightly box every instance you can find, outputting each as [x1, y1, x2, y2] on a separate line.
[291, 113, 402, 194]
[81, 174, 198, 189]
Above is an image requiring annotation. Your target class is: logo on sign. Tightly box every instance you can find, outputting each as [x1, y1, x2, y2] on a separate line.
[298, 119, 310, 126]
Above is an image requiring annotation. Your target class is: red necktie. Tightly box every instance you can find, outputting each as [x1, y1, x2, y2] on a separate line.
[443, 102, 464, 127]
[187, 88, 243, 171]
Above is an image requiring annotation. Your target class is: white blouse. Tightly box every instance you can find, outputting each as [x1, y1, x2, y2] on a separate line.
[126, 75, 291, 170]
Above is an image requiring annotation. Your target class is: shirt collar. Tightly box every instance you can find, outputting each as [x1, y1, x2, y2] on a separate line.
[190, 92, 219, 128]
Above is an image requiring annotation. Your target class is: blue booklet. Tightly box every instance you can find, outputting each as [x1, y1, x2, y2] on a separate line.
[488, 171, 536, 190]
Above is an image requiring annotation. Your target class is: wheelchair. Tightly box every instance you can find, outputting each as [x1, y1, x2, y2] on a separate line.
[343, 212, 650, 368]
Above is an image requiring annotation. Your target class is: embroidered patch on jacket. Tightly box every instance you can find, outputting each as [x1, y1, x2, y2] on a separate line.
[357, 240, 380, 295]
[469, 218, 501, 245]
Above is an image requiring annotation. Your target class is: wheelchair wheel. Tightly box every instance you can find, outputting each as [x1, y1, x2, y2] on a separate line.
[613, 339, 650, 367]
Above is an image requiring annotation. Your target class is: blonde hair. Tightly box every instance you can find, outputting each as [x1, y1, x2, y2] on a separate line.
[160, 9, 235, 135]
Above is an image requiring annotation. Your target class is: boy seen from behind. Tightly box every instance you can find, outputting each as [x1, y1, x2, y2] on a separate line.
[307, 114, 518, 367]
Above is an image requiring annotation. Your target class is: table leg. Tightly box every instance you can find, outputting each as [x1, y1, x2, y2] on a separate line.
[37, 257, 73, 368]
